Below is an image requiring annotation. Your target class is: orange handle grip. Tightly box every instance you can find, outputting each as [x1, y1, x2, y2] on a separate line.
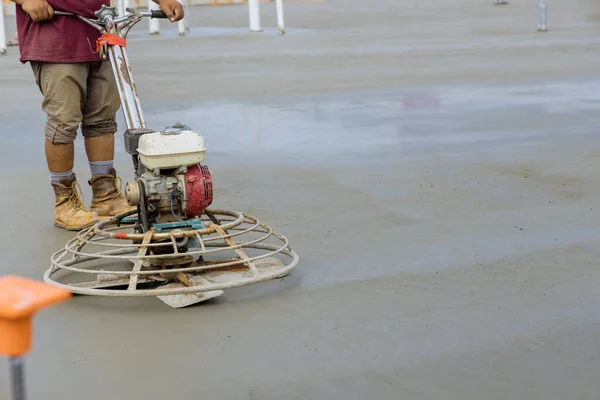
[0, 276, 71, 357]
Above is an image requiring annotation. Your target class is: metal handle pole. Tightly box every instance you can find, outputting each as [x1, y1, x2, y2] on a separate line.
[102, 16, 147, 130]
[10, 357, 25, 400]
[108, 45, 147, 130]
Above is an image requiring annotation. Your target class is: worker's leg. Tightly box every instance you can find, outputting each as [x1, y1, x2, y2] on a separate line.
[82, 60, 133, 217]
[30, 61, 99, 231]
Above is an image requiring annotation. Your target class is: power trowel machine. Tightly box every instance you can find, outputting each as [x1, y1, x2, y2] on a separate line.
[43, 5, 299, 308]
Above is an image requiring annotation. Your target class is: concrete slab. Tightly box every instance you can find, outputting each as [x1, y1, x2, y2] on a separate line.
[0, 0, 599, 399]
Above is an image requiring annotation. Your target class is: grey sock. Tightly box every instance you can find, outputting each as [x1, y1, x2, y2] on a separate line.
[90, 160, 114, 177]
[50, 170, 74, 183]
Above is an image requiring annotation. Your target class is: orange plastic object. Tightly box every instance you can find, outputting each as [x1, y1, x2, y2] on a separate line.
[0, 276, 71, 357]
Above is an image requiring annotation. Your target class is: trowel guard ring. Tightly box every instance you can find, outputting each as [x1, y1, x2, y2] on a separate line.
[43, 210, 299, 301]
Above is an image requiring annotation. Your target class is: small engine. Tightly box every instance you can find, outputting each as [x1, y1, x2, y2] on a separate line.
[123, 124, 213, 231]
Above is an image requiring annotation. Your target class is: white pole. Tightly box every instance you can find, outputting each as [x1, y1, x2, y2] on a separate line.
[177, 0, 185, 36]
[537, 0, 547, 31]
[275, 0, 285, 34]
[115, 0, 124, 16]
[184, 0, 190, 31]
[0, 2, 7, 56]
[248, 0, 261, 32]
[149, 1, 160, 35]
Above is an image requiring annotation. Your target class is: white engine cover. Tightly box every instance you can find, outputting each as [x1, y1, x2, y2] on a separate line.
[137, 128, 207, 170]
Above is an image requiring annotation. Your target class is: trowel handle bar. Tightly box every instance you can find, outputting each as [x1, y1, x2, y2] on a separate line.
[149, 10, 169, 19]
[52, 9, 168, 26]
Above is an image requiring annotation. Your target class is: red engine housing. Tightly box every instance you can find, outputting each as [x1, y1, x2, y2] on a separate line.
[184, 164, 213, 218]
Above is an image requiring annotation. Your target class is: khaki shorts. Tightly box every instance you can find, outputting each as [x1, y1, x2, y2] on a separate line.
[30, 61, 121, 144]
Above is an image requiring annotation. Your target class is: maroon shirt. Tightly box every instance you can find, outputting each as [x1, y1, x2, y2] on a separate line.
[16, 0, 109, 63]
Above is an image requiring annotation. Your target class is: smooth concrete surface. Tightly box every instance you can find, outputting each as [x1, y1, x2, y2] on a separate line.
[1, 0, 600, 399]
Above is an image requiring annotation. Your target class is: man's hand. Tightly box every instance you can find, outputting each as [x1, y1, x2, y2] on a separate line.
[156, 0, 185, 22]
[20, 0, 54, 22]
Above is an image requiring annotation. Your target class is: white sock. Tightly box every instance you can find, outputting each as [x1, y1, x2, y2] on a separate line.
[50, 170, 74, 183]
[90, 160, 114, 177]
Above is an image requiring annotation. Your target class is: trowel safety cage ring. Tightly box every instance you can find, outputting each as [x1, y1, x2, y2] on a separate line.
[90, 209, 258, 243]
[44, 245, 298, 297]
[44, 209, 299, 296]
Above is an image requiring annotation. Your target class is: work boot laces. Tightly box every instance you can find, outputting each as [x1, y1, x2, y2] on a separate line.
[95, 174, 127, 201]
[115, 176, 126, 198]
[67, 180, 88, 212]
[108, 175, 127, 201]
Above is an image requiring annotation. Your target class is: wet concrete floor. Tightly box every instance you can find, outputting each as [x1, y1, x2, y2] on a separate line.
[1, 0, 600, 398]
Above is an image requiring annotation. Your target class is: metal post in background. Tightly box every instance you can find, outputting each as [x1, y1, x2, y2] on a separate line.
[248, 0, 262, 32]
[0, 2, 7, 55]
[116, 0, 123, 16]
[177, 0, 185, 36]
[538, 0, 547, 31]
[276, 0, 285, 34]
[183, 0, 190, 31]
[116, 0, 130, 16]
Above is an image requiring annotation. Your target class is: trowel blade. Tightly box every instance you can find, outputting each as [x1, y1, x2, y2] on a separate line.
[156, 283, 224, 309]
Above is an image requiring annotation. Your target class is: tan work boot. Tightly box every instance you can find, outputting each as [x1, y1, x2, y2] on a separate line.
[89, 168, 135, 218]
[51, 174, 100, 231]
